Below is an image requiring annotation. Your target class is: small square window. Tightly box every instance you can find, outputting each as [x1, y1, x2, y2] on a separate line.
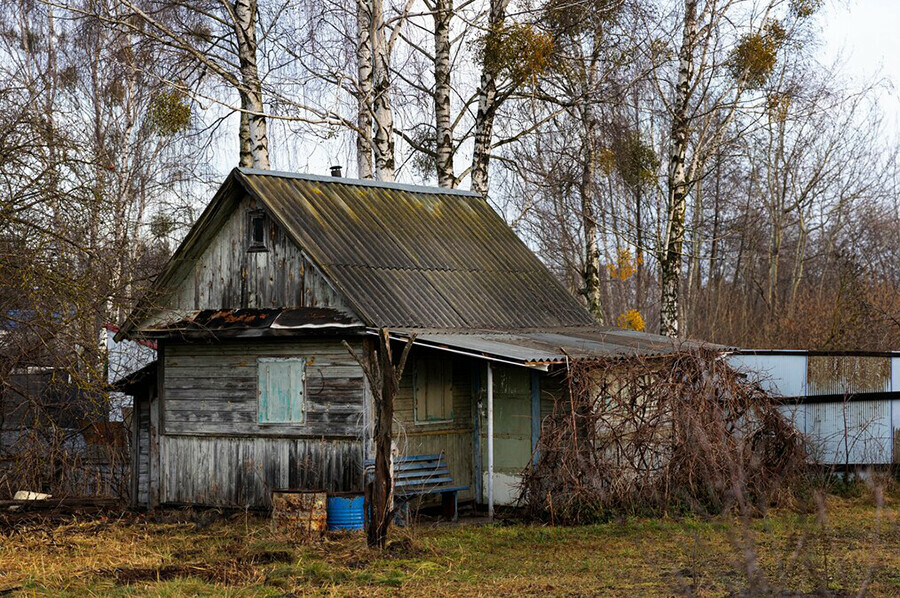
[257, 357, 305, 424]
[247, 210, 268, 253]
[414, 358, 453, 423]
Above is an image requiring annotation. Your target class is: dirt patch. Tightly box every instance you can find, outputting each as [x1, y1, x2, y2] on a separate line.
[105, 565, 199, 584]
[383, 537, 424, 559]
[730, 591, 851, 597]
[102, 547, 295, 586]
[103, 563, 250, 586]
[240, 549, 294, 565]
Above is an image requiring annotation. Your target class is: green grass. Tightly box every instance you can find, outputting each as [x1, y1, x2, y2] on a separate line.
[2, 494, 899, 596]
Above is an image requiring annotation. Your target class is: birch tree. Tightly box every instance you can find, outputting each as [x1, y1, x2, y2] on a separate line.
[232, 0, 269, 168]
[470, 0, 509, 196]
[371, 0, 396, 181]
[71, 0, 278, 168]
[357, 0, 375, 178]
[656, 0, 815, 336]
[502, 0, 644, 323]
[658, 0, 697, 337]
[432, 0, 454, 187]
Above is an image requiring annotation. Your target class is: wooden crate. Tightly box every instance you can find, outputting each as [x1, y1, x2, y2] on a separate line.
[272, 490, 327, 536]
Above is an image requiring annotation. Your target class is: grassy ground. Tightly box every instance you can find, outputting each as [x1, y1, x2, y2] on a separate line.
[1, 494, 899, 597]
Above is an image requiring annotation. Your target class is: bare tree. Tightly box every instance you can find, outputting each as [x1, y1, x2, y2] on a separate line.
[344, 329, 415, 549]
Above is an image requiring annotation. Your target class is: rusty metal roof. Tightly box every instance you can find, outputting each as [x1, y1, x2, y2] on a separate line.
[387, 328, 719, 366]
[141, 307, 362, 338]
[235, 169, 597, 330]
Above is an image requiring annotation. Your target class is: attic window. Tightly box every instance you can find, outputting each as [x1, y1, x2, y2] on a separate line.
[247, 210, 268, 252]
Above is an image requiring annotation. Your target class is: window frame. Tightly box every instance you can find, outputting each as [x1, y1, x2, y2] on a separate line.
[412, 358, 454, 424]
[256, 357, 306, 425]
[247, 209, 269, 253]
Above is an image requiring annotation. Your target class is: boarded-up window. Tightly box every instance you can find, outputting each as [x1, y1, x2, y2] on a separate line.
[414, 359, 453, 423]
[257, 358, 305, 424]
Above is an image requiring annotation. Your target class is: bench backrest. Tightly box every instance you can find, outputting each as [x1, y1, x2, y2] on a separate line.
[394, 454, 454, 492]
[364, 453, 454, 493]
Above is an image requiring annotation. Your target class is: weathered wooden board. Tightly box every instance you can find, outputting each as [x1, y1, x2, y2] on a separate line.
[159, 435, 363, 507]
[162, 339, 365, 438]
[135, 399, 150, 507]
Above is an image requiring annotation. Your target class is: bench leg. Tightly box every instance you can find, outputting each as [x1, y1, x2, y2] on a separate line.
[393, 499, 410, 527]
[441, 491, 458, 521]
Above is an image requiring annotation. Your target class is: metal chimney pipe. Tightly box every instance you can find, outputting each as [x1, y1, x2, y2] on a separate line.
[330, 165, 342, 177]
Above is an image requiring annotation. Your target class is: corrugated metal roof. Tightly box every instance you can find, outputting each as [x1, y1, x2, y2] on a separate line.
[235, 169, 597, 330]
[388, 328, 717, 365]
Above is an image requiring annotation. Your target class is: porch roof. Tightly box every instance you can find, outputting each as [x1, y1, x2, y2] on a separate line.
[386, 328, 724, 368]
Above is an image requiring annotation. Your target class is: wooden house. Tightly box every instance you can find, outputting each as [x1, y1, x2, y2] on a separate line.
[116, 168, 698, 510]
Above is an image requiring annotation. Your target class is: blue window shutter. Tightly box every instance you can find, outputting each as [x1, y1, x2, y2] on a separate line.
[258, 358, 305, 424]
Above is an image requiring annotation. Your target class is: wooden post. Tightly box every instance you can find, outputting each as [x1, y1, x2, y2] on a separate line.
[130, 392, 141, 508]
[472, 365, 482, 505]
[487, 361, 494, 521]
[531, 370, 541, 465]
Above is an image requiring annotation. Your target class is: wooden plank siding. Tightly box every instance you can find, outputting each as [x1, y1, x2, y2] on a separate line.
[393, 352, 477, 501]
[159, 436, 362, 506]
[143, 194, 353, 330]
[162, 340, 366, 438]
[134, 398, 151, 507]
[154, 338, 367, 507]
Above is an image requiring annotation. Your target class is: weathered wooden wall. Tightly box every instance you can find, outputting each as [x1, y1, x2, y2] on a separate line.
[159, 436, 362, 506]
[162, 340, 365, 437]
[156, 338, 367, 507]
[144, 194, 352, 328]
[394, 352, 476, 501]
[133, 398, 150, 507]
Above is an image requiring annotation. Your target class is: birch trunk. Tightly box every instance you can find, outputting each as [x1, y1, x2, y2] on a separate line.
[581, 109, 604, 323]
[684, 175, 703, 336]
[233, 0, 269, 169]
[706, 154, 721, 317]
[470, 0, 508, 196]
[357, 0, 374, 179]
[372, 0, 395, 182]
[788, 214, 808, 307]
[239, 100, 253, 168]
[659, 0, 697, 337]
[633, 90, 644, 314]
[433, 0, 454, 187]
[768, 222, 782, 310]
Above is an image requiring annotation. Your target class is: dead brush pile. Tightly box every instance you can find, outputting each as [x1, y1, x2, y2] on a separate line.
[521, 348, 805, 523]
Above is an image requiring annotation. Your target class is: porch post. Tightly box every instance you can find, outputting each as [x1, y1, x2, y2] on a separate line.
[487, 361, 494, 521]
[531, 370, 540, 464]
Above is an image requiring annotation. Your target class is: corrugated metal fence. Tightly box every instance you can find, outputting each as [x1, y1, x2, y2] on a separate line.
[730, 353, 900, 466]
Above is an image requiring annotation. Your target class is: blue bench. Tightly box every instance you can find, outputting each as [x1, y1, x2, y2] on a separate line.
[364, 453, 468, 521]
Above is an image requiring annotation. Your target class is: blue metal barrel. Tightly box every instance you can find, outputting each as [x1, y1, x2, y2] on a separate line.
[326, 493, 365, 531]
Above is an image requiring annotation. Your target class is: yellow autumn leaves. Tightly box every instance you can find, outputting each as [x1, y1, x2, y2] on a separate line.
[606, 249, 645, 331]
